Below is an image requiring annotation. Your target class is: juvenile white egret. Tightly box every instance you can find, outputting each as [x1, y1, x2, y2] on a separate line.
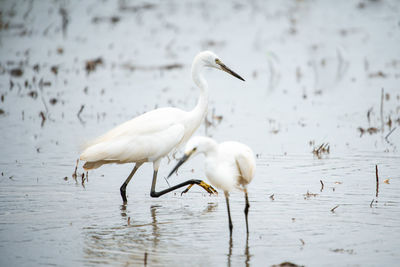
[168, 136, 256, 236]
[79, 51, 245, 203]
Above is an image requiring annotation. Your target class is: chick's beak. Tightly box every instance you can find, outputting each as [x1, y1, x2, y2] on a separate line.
[167, 153, 191, 178]
[216, 59, 245, 81]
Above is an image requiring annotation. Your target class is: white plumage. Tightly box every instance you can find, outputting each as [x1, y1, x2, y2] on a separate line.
[79, 51, 245, 203]
[203, 140, 255, 192]
[168, 136, 256, 235]
[80, 108, 187, 166]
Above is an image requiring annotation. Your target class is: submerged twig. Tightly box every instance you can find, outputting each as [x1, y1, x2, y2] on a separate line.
[72, 159, 79, 181]
[39, 111, 46, 127]
[331, 205, 339, 212]
[77, 104, 85, 124]
[59, 6, 69, 38]
[304, 191, 318, 199]
[312, 143, 330, 159]
[85, 58, 103, 74]
[320, 180, 324, 192]
[367, 107, 372, 125]
[385, 127, 396, 142]
[370, 198, 374, 208]
[358, 127, 379, 137]
[40, 93, 49, 114]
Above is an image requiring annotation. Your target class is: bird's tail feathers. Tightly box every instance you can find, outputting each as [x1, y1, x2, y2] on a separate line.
[83, 161, 106, 170]
[82, 159, 124, 170]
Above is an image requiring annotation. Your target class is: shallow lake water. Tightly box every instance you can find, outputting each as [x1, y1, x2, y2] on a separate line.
[1, 0, 400, 266]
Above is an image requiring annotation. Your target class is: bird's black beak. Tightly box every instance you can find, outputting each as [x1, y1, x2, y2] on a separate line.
[215, 59, 245, 81]
[167, 153, 191, 178]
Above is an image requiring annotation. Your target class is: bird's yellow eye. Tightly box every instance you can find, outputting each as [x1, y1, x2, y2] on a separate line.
[192, 147, 197, 152]
[215, 58, 221, 64]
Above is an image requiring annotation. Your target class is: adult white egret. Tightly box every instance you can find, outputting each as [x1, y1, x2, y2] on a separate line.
[79, 51, 245, 203]
[168, 136, 256, 236]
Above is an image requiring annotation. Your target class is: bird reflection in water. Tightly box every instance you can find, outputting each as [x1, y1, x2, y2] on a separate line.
[227, 236, 233, 267]
[245, 236, 251, 267]
[85, 202, 238, 265]
[120, 203, 127, 218]
[119, 204, 161, 249]
[202, 202, 218, 215]
[227, 236, 251, 267]
[150, 205, 160, 248]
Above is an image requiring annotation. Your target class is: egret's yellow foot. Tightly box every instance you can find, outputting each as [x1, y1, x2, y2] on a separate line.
[181, 184, 194, 195]
[198, 181, 218, 195]
[181, 180, 218, 196]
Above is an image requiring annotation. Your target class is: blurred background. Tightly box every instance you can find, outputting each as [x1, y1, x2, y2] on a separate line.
[0, 0, 399, 266]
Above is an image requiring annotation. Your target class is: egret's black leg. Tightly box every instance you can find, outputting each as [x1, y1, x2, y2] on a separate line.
[225, 191, 233, 236]
[150, 170, 216, 197]
[120, 163, 142, 203]
[244, 189, 250, 235]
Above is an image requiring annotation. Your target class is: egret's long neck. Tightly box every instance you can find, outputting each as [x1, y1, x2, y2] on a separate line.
[190, 59, 209, 119]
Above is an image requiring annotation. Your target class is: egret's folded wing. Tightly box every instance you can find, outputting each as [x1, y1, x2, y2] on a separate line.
[82, 107, 187, 150]
[80, 124, 185, 163]
[235, 149, 256, 184]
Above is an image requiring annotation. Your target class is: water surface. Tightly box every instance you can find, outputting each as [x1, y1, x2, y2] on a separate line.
[1, 0, 399, 266]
